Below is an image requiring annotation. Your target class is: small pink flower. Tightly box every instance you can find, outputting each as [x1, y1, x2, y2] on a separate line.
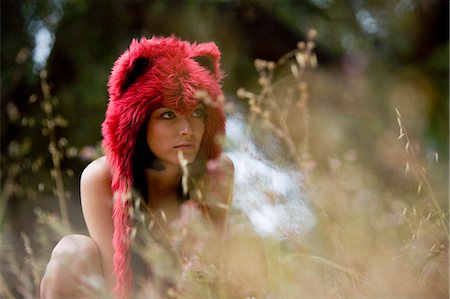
[206, 159, 218, 172]
[79, 145, 96, 161]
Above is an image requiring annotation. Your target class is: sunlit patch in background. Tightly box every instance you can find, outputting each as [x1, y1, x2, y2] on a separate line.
[32, 25, 54, 71]
[226, 115, 315, 238]
[23, 0, 64, 71]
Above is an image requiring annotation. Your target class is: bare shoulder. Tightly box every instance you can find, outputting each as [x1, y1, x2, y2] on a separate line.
[81, 156, 112, 186]
[204, 154, 234, 235]
[80, 156, 113, 205]
[212, 154, 234, 178]
[219, 154, 234, 172]
[205, 154, 234, 202]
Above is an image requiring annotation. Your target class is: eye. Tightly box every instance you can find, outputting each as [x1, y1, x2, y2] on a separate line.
[192, 107, 206, 119]
[161, 111, 176, 119]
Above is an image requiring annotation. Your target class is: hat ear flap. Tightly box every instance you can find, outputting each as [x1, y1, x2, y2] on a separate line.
[191, 42, 222, 80]
[120, 57, 152, 95]
[193, 56, 215, 76]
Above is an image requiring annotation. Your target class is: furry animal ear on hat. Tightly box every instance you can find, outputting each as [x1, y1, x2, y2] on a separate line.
[120, 57, 153, 94]
[101, 36, 225, 299]
[191, 42, 222, 80]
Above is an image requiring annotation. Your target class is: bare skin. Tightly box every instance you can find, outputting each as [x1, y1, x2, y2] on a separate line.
[39, 234, 104, 299]
[40, 107, 234, 298]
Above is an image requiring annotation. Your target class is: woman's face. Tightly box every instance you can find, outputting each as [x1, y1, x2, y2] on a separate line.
[146, 104, 206, 166]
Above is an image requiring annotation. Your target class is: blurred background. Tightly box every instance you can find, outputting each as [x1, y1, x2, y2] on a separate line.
[1, 0, 448, 298]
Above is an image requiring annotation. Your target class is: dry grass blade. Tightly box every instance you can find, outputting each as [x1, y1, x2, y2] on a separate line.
[0, 273, 15, 299]
[282, 253, 374, 288]
[39, 70, 70, 230]
[394, 108, 448, 237]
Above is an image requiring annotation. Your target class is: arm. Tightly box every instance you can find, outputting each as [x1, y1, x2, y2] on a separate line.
[80, 156, 115, 289]
[176, 154, 234, 293]
[205, 156, 267, 297]
[203, 154, 234, 237]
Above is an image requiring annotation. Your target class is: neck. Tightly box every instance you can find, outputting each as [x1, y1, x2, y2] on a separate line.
[145, 164, 182, 195]
[144, 164, 183, 227]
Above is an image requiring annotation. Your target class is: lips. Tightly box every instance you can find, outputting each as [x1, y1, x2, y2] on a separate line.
[174, 143, 196, 150]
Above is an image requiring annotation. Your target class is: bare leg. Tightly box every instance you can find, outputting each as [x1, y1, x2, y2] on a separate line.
[40, 234, 107, 299]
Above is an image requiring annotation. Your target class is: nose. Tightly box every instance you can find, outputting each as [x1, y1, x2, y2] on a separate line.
[179, 116, 193, 136]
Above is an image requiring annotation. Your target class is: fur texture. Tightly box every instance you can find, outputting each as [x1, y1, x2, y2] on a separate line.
[101, 36, 225, 298]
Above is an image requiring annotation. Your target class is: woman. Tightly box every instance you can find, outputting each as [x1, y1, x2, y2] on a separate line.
[40, 36, 234, 299]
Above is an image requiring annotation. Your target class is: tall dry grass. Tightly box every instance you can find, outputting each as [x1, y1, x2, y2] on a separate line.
[131, 29, 448, 298]
[1, 29, 448, 299]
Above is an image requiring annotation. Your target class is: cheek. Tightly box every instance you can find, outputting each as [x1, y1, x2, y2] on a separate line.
[194, 120, 205, 139]
[148, 120, 176, 137]
[146, 122, 167, 150]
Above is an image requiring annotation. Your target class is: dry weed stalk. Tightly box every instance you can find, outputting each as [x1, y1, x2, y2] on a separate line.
[395, 108, 448, 237]
[0, 162, 20, 227]
[20, 233, 40, 295]
[237, 29, 318, 178]
[0, 274, 15, 299]
[39, 70, 71, 230]
[234, 30, 332, 298]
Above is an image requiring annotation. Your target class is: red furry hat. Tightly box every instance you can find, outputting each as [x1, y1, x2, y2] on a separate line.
[101, 36, 225, 298]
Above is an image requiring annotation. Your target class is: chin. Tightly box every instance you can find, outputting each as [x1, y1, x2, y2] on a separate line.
[182, 153, 198, 164]
[167, 150, 198, 165]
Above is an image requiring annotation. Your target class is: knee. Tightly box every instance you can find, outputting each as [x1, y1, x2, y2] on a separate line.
[47, 234, 101, 274]
[40, 234, 102, 298]
[52, 234, 100, 262]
